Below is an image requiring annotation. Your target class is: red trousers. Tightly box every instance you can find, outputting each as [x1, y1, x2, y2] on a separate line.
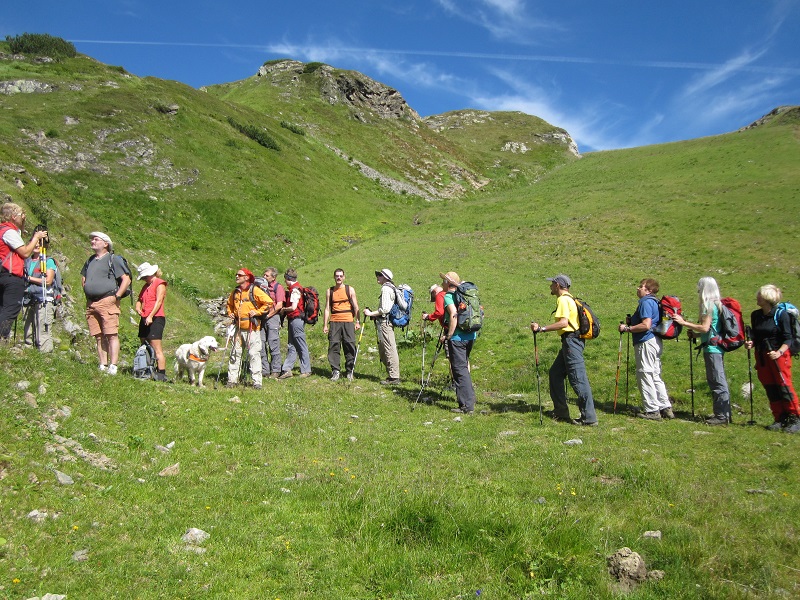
[755, 351, 800, 421]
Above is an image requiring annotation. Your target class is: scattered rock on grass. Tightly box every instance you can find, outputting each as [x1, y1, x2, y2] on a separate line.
[607, 547, 665, 591]
[158, 463, 180, 477]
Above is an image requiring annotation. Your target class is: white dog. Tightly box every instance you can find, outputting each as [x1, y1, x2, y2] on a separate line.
[174, 335, 219, 387]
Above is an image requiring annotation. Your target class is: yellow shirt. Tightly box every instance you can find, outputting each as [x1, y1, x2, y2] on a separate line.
[554, 294, 578, 334]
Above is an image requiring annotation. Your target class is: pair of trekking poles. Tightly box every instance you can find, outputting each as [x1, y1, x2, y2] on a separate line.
[412, 318, 449, 411]
[214, 320, 255, 389]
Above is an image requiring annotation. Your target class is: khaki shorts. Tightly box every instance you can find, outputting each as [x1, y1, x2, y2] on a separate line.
[86, 295, 121, 336]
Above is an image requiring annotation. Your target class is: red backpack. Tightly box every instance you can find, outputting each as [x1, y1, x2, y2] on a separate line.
[654, 295, 683, 340]
[708, 297, 745, 352]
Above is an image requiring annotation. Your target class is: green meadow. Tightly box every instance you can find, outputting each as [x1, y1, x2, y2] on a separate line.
[1, 40, 799, 598]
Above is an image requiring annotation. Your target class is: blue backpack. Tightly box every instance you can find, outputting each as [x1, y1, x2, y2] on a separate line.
[388, 284, 414, 328]
[774, 302, 800, 356]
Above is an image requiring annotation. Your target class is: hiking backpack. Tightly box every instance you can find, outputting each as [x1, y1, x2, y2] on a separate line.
[388, 284, 414, 328]
[133, 341, 157, 379]
[709, 297, 745, 352]
[452, 281, 483, 333]
[24, 256, 64, 305]
[774, 302, 800, 356]
[654, 295, 683, 340]
[301, 286, 320, 325]
[571, 295, 600, 340]
[82, 252, 133, 300]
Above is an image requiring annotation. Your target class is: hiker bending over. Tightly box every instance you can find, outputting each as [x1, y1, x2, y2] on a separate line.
[323, 268, 360, 381]
[441, 271, 476, 414]
[279, 268, 311, 379]
[672, 277, 730, 426]
[744, 284, 800, 433]
[136, 262, 168, 381]
[0, 202, 48, 342]
[364, 268, 400, 385]
[619, 278, 673, 420]
[531, 274, 598, 426]
[227, 268, 272, 389]
[81, 232, 131, 376]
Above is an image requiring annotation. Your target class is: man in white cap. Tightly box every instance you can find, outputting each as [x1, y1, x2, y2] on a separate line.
[80, 232, 131, 375]
[364, 268, 400, 384]
[531, 274, 598, 426]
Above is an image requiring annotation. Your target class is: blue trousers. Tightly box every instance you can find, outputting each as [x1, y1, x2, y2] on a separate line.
[549, 334, 598, 424]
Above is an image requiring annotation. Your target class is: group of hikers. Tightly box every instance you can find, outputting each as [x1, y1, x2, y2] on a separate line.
[2, 200, 799, 432]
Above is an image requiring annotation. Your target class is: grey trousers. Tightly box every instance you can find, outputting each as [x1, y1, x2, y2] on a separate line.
[260, 314, 282, 375]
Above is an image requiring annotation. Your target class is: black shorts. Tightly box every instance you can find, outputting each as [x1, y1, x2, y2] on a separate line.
[138, 316, 166, 340]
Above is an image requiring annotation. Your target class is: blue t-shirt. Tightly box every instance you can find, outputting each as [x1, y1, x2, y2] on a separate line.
[443, 292, 477, 341]
[631, 295, 660, 345]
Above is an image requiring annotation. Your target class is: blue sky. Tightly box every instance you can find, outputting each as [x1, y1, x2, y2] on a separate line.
[4, 0, 799, 151]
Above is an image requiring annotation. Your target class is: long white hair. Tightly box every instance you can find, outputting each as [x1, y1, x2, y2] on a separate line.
[697, 276, 721, 317]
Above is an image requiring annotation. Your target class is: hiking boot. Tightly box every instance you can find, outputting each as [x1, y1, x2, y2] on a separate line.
[660, 407, 675, 420]
[154, 371, 168, 382]
[451, 407, 473, 415]
[766, 420, 784, 431]
[330, 371, 340, 381]
[346, 370, 354, 381]
[226, 382, 238, 388]
[380, 378, 401, 385]
[783, 416, 800, 434]
[638, 411, 662, 421]
[299, 372, 311, 378]
[574, 419, 598, 427]
[268, 373, 279, 379]
[253, 383, 262, 390]
[99, 364, 107, 372]
[107, 364, 118, 376]
[704, 415, 729, 426]
[277, 371, 293, 380]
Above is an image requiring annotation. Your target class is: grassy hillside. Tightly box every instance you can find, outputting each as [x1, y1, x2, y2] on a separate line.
[2, 40, 800, 599]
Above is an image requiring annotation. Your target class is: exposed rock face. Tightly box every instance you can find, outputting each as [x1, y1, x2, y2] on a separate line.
[0, 80, 54, 95]
[739, 105, 800, 131]
[257, 60, 420, 122]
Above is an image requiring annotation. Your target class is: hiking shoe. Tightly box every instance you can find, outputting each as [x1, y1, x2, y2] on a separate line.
[226, 382, 237, 388]
[705, 415, 729, 426]
[299, 372, 311, 378]
[99, 364, 107, 372]
[783, 416, 800, 434]
[451, 407, 473, 415]
[574, 419, 598, 427]
[638, 411, 662, 421]
[107, 364, 118, 376]
[277, 371, 293, 380]
[380, 378, 401, 385]
[330, 371, 340, 381]
[346, 370, 354, 381]
[268, 373, 279, 379]
[660, 407, 675, 420]
[766, 420, 784, 431]
[154, 372, 168, 382]
[253, 383, 262, 390]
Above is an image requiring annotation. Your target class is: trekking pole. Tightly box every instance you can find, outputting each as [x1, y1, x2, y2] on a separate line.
[352, 309, 368, 376]
[533, 330, 543, 425]
[214, 324, 235, 389]
[745, 325, 756, 425]
[419, 316, 427, 388]
[240, 324, 253, 386]
[613, 323, 624, 414]
[625, 314, 631, 409]
[689, 335, 695, 419]
[413, 330, 444, 411]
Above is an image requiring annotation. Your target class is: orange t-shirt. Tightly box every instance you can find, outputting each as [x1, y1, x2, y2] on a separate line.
[329, 286, 355, 323]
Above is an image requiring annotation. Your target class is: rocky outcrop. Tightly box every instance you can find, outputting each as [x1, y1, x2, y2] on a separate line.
[739, 105, 800, 131]
[258, 60, 420, 122]
[0, 80, 54, 95]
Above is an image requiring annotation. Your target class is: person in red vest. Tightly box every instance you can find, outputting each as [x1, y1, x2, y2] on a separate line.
[279, 268, 312, 379]
[0, 202, 48, 342]
[135, 262, 168, 381]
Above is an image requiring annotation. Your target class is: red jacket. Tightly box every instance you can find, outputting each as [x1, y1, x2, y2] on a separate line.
[0, 222, 24, 277]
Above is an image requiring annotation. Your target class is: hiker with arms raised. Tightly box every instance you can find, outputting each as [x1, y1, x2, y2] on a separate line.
[531, 274, 598, 426]
[323, 268, 360, 381]
[81, 232, 131, 375]
[744, 284, 800, 433]
[441, 271, 477, 414]
[278, 268, 312, 379]
[364, 268, 401, 385]
[226, 267, 272, 389]
[0, 202, 48, 343]
[672, 277, 731, 425]
[619, 278, 673, 420]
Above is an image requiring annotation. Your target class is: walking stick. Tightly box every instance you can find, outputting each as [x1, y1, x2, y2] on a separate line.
[745, 325, 756, 425]
[413, 328, 444, 410]
[420, 315, 427, 388]
[240, 323, 253, 386]
[689, 335, 695, 419]
[625, 314, 631, 408]
[613, 324, 624, 414]
[533, 330, 542, 424]
[352, 310, 368, 375]
[214, 324, 235, 389]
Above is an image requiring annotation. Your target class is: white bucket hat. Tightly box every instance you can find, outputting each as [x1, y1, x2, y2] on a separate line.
[136, 262, 159, 280]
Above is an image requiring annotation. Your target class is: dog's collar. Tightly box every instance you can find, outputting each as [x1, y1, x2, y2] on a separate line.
[188, 353, 207, 363]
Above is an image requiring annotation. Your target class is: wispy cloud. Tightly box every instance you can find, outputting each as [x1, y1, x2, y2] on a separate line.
[435, 0, 563, 42]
